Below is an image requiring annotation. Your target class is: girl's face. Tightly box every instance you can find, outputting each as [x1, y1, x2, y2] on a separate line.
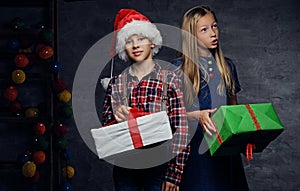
[124, 35, 154, 63]
[196, 13, 219, 51]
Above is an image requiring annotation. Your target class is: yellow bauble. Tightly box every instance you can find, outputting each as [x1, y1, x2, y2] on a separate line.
[12, 69, 26, 84]
[62, 166, 75, 178]
[22, 162, 36, 177]
[57, 90, 71, 103]
[25, 107, 39, 118]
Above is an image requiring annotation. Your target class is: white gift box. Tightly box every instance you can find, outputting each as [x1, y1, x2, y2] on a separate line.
[91, 111, 173, 159]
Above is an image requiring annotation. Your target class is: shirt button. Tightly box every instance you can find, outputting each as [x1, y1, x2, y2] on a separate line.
[208, 60, 213, 65]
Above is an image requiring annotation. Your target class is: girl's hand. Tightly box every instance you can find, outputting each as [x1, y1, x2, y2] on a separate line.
[187, 108, 217, 136]
[161, 181, 179, 191]
[114, 105, 131, 122]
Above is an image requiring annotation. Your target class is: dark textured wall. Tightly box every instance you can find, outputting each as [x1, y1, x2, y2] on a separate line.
[57, 0, 300, 190]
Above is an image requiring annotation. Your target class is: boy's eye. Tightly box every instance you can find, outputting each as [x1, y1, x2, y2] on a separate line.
[138, 37, 146, 41]
[125, 39, 132, 44]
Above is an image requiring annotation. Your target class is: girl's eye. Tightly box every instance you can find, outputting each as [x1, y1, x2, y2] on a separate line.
[212, 23, 218, 29]
[201, 28, 207, 32]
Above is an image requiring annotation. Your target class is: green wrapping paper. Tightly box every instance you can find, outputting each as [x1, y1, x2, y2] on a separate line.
[205, 103, 284, 156]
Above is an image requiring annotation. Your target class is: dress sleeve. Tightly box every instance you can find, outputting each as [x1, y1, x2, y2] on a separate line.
[225, 57, 241, 94]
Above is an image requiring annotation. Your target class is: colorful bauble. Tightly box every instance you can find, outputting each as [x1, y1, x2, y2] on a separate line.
[25, 107, 39, 118]
[55, 137, 67, 150]
[20, 36, 34, 49]
[62, 149, 72, 160]
[34, 123, 46, 135]
[59, 104, 73, 118]
[62, 181, 72, 191]
[33, 151, 46, 164]
[31, 170, 40, 183]
[14, 54, 29, 67]
[37, 45, 54, 59]
[52, 79, 67, 93]
[54, 123, 67, 137]
[8, 38, 20, 50]
[9, 99, 22, 112]
[57, 90, 71, 103]
[39, 30, 54, 44]
[33, 136, 49, 150]
[22, 162, 36, 178]
[12, 69, 26, 84]
[50, 61, 62, 74]
[61, 166, 75, 179]
[4, 86, 18, 101]
[11, 17, 25, 30]
[17, 153, 30, 166]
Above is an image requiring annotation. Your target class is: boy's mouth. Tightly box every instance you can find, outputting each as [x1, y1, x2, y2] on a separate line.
[133, 51, 143, 56]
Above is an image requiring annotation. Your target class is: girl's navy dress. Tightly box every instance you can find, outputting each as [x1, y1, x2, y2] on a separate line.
[172, 57, 249, 191]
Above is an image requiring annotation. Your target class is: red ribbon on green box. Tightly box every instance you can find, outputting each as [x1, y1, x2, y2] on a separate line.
[205, 103, 284, 158]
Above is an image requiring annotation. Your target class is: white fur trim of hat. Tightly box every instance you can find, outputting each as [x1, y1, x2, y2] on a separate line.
[115, 20, 162, 61]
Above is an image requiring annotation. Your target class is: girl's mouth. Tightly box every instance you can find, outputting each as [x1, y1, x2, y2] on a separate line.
[212, 39, 218, 45]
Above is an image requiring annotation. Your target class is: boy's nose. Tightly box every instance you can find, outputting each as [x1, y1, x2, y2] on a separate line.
[132, 41, 140, 48]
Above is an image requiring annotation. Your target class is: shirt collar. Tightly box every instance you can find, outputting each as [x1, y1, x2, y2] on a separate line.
[128, 62, 162, 80]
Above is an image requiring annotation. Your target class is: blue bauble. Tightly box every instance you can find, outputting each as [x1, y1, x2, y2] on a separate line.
[62, 148, 72, 160]
[62, 181, 72, 191]
[8, 38, 20, 50]
[50, 61, 62, 74]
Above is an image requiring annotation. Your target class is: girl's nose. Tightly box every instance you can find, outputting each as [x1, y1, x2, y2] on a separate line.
[210, 29, 217, 37]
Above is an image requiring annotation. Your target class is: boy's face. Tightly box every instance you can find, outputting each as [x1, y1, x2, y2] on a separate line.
[124, 35, 155, 63]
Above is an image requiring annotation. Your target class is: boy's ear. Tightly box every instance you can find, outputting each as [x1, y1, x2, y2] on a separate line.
[151, 44, 155, 49]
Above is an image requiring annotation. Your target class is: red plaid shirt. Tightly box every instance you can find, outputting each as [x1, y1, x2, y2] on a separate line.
[102, 63, 190, 185]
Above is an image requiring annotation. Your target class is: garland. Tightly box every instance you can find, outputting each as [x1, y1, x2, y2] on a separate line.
[2, 17, 75, 190]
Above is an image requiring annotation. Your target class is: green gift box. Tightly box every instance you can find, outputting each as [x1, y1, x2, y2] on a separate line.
[205, 103, 284, 157]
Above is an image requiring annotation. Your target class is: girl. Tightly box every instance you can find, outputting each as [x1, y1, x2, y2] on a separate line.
[172, 5, 249, 191]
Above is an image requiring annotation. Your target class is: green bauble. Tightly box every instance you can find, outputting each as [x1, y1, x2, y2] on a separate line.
[33, 136, 49, 150]
[55, 137, 67, 150]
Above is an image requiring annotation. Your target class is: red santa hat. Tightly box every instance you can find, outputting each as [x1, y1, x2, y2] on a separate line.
[111, 9, 162, 61]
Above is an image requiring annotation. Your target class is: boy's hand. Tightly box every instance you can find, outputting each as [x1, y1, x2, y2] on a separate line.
[114, 105, 131, 122]
[161, 181, 179, 191]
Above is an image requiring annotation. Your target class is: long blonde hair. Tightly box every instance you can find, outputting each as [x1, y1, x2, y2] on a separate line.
[180, 5, 235, 107]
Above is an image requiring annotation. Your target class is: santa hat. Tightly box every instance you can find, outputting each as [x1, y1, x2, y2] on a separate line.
[111, 9, 162, 61]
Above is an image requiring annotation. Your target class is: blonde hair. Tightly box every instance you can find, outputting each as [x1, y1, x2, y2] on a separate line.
[180, 5, 235, 106]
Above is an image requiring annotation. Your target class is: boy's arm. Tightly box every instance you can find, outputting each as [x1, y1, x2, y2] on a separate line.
[164, 74, 190, 185]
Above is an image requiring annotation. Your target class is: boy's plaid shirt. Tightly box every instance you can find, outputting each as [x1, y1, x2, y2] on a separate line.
[102, 63, 190, 185]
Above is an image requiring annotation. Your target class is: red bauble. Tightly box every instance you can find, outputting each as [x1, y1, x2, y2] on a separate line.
[38, 45, 54, 59]
[33, 151, 46, 164]
[35, 123, 46, 135]
[4, 86, 18, 101]
[51, 79, 67, 93]
[54, 123, 67, 137]
[14, 54, 29, 67]
[31, 170, 40, 183]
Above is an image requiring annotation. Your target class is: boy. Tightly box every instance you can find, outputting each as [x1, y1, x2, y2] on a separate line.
[102, 9, 189, 191]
